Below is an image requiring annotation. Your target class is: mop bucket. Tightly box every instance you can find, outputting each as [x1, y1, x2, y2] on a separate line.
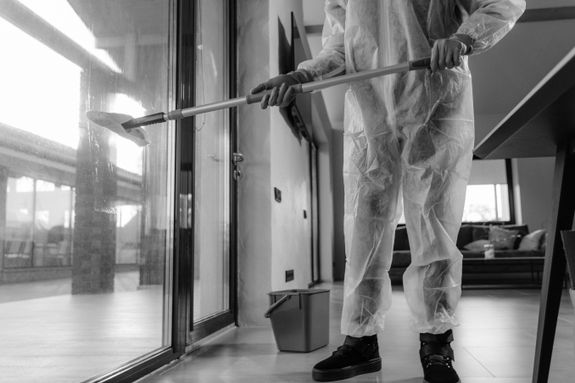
[265, 289, 330, 352]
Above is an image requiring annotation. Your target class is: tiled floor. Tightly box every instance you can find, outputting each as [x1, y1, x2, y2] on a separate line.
[0, 271, 229, 383]
[141, 284, 575, 383]
[0, 273, 165, 383]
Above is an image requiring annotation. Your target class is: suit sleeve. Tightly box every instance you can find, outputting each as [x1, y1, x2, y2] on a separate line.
[297, 0, 347, 80]
[456, 0, 526, 54]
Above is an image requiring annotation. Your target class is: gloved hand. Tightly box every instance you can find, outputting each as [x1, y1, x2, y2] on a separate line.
[250, 71, 310, 109]
[430, 36, 471, 72]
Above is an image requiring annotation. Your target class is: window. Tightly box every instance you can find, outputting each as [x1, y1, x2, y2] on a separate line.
[462, 159, 512, 223]
[3, 177, 75, 268]
[0, 1, 175, 381]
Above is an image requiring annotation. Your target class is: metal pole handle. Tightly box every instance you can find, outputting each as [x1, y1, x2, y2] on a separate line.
[246, 57, 430, 106]
[121, 57, 432, 130]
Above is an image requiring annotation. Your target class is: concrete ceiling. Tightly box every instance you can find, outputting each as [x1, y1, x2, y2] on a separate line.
[301, 0, 575, 142]
[69, 0, 167, 38]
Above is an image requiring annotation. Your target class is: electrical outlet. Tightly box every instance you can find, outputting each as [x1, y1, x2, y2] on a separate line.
[285, 269, 294, 282]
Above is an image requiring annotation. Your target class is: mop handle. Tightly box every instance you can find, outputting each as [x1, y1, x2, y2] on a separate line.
[125, 57, 431, 128]
[245, 57, 431, 104]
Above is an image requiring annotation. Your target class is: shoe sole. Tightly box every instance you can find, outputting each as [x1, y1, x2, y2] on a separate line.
[312, 357, 382, 382]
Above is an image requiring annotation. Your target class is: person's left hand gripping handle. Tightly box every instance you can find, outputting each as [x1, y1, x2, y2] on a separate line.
[250, 71, 310, 109]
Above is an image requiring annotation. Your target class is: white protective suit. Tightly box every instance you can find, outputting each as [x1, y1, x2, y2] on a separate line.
[298, 0, 525, 336]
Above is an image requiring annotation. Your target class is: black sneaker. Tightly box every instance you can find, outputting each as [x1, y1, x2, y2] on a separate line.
[419, 330, 460, 383]
[312, 335, 381, 382]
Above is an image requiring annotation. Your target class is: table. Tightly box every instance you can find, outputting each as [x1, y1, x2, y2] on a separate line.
[474, 47, 575, 383]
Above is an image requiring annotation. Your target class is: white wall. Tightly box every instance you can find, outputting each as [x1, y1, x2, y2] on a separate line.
[268, 0, 314, 290]
[270, 118, 313, 290]
[237, 0, 321, 325]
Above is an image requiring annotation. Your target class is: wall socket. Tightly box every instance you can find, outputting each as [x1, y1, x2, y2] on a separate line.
[285, 269, 294, 282]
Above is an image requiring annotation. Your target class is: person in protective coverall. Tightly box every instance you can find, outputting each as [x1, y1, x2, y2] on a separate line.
[252, 1, 525, 382]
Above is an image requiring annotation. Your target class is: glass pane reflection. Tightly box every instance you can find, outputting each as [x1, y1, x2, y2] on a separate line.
[0, 1, 175, 382]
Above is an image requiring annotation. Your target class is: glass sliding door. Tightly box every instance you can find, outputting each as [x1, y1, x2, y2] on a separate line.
[190, 0, 235, 338]
[0, 0, 176, 381]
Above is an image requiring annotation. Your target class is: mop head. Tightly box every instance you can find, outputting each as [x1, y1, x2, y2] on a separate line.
[86, 111, 150, 147]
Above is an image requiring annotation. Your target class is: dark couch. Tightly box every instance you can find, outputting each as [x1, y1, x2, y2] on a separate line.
[390, 224, 545, 286]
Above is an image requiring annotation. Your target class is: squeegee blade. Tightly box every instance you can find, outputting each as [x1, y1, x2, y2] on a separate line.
[86, 111, 150, 147]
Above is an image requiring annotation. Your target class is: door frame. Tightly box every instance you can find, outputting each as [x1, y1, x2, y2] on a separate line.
[179, 0, 238, 345]
[309, 140, 320, 286]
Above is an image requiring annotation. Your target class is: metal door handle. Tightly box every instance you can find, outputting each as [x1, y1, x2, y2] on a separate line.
[232, 152, 244, 181]
[232, 152, 244, 165]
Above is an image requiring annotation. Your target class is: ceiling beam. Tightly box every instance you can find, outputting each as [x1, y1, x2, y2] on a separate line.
[0, 0, 116, 74]
[519, 6, 575, 23]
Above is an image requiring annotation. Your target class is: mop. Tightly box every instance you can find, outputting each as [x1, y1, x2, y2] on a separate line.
[87, 58, 431, 146]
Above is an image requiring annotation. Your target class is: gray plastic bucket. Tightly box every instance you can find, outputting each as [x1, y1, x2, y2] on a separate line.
[265, 289, 330, 352]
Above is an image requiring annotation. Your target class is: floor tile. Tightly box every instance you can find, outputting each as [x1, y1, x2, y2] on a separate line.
[140, 285, 575, 383]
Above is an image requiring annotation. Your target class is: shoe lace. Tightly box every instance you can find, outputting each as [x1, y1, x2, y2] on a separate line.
[421, 353, 454, 369]
[420, 336, 455, 371]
